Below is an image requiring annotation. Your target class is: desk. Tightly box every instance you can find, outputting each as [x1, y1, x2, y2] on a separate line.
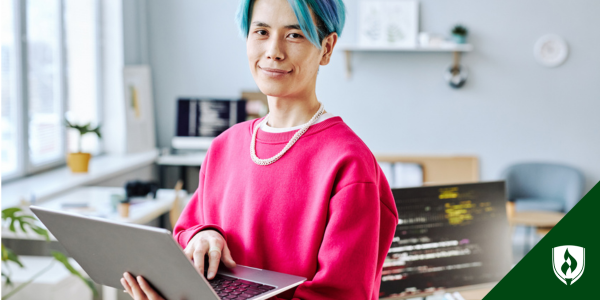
[156, 151, 206, 192]
[507, 202, 565, 253]
[459, 287, 492, 300]
[2, 186, 189, 241]
[508, 211, 565, 228]
[383, 284, 494, 300]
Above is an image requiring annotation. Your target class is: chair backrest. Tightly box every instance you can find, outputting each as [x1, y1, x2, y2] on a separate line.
[502, 162, 585, 212]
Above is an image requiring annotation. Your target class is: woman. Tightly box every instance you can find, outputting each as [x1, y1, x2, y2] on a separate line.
[121, 0, 398, 299]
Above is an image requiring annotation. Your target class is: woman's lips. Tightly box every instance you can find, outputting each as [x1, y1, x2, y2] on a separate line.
[259, 66, 292, 78]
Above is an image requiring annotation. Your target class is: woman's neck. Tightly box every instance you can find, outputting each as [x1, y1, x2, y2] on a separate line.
[265, 93, 326, 128]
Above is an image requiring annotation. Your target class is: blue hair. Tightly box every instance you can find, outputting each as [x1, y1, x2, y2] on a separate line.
[235, 0, 346, 49]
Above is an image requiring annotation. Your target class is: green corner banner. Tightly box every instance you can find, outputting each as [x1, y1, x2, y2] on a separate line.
[484, 181, 600, 299]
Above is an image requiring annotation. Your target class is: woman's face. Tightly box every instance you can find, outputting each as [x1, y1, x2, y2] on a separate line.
[246, 0, 336, 98]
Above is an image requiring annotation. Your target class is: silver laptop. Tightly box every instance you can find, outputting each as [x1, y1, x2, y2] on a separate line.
[30, 205, 306, 300]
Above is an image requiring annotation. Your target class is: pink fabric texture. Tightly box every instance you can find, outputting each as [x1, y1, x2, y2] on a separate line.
[173, 116, 398, 299]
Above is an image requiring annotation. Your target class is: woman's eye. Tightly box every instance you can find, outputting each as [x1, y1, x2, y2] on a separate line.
[288, 33, 303, 39]
[256, 30, 267, 36]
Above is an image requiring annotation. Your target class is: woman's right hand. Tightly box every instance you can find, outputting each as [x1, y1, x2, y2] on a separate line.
[183, 229, 236, 280]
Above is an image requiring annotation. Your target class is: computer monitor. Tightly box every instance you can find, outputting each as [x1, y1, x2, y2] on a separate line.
[176, 98, 247, 137]
[380, 181, 512, 299]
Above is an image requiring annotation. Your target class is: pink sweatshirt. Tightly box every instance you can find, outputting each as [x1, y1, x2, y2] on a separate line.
[174, 116, 399, 299]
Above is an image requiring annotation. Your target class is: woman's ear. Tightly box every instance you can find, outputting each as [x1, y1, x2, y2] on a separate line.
[319, 32, 338, 66]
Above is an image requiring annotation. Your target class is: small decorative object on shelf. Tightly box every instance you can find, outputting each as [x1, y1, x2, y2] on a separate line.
[118, 197, 131, 218]
[451, 24, 468, 44]
[65, 119, 102, 173]
[444, 63, 468, 89]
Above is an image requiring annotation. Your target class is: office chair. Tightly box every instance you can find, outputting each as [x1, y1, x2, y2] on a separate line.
[502, 162, 585, 213]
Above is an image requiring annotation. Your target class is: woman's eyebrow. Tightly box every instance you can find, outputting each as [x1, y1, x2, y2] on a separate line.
[252, 21, 270, 28]
[285, 24, 301, 30]
[251, 21, 301, 30]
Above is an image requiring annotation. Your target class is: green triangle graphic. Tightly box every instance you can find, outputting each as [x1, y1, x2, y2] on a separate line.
[484, 181, 600, 299]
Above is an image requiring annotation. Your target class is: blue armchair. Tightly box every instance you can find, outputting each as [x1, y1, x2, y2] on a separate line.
[502, 163, 585, 213]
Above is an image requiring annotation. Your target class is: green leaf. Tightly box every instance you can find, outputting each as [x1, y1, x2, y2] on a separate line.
[51, 251, 98, 297]
[1, 244, 9, 262]
[2, 245, 23, 268]
[8, 218, 16, 233]
[30, 226, 50, 242]
[2, 207, 21, 220]
[18, 221, 27, 234]
[2, 270, 13, 287]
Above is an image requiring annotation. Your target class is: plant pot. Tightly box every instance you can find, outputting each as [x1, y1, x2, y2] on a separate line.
[67, 152, 91, 173]
[452, 34, 467, 44]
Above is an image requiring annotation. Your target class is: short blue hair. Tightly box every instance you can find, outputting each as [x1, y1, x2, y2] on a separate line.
[235, 0, 346, 49]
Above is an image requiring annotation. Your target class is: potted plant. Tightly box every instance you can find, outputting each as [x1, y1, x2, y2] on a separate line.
[1, 207, 98, 299]
[451, 24, 468, 44]
[65, 119, 101, 173]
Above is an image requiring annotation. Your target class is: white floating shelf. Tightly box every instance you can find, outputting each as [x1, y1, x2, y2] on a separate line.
[338, 44, 474, 78]
[338, 44, 474, 52]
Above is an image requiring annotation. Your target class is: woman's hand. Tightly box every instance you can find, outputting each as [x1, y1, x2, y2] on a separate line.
[121, 272, 164, 300]
[184, 229, 236, 279]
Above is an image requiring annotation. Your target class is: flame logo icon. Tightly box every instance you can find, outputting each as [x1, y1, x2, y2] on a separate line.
[561, 249, 577, 284]
[553, 246, 585, 285]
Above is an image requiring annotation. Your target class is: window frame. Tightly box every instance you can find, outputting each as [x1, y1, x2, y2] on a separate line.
[2, 0, 102, 182]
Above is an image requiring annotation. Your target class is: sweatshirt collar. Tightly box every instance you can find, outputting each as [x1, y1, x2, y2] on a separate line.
[249, 116, 343, 144]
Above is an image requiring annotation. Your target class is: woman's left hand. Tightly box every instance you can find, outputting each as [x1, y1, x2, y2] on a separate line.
[121, 272, 165, 300]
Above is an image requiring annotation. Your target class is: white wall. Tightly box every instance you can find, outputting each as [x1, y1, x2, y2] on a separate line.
[136, 0, 600, 192]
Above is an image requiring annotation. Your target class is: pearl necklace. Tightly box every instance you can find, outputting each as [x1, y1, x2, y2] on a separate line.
[250, 103, 325, 166]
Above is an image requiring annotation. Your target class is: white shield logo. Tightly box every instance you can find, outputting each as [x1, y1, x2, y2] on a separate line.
[552, 245, 585, 285]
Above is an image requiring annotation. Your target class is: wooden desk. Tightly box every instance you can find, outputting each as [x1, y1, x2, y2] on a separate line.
[508, 211, 565, 228]
[507, 200, 565, 234]
[506, 202, 565, 253]
[383, 285, 494, 300]
[460, 287, 493, 300]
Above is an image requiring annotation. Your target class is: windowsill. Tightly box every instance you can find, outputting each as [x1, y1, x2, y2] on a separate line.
[1, 149, 159, 209]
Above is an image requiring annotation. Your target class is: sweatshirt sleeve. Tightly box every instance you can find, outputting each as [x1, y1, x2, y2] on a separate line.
[173, 167, 227, 249]
[276, 182, 398, 300]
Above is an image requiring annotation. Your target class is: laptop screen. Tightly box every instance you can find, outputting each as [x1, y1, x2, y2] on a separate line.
[380, 181, 512, 298]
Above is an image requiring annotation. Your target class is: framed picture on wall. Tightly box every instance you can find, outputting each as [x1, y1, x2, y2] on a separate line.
[123, 65, 156, 153]
[358, 0, 419, 48]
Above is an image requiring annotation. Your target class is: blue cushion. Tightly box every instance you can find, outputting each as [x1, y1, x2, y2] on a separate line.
[514, 198, 564, 212]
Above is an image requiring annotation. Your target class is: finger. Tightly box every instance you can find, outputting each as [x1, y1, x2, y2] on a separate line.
[193, 239, 209, 275]
[121, 277, 133, 296]
[183, 245, 193, 261]
[124, 272, 145, 300]
[221, 243, 236, 268]
[137, 276, 164, 300]
[206, 239, 223, 279]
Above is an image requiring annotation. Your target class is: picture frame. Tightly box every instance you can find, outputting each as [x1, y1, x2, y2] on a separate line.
[123, 65, 156, 153]
[358, 0, 420, 48]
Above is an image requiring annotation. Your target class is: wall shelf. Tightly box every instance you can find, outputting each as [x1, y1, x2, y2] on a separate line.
[338, 44, 474, 78]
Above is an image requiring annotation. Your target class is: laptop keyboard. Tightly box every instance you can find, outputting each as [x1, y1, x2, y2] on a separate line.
[207, 274, 276, 299]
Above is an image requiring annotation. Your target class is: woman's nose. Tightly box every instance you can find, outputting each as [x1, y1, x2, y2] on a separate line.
[265, 39, 285, 61]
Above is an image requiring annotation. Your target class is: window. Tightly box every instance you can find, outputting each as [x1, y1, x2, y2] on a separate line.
[1, 0, 101, 180]
[1, 0, 21, 177]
